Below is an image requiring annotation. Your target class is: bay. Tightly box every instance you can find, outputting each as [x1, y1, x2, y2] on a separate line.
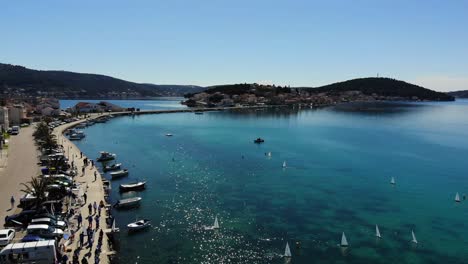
[70, 99, 468, 263]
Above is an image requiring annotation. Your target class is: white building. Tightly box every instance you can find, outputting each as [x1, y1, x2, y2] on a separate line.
[0, 107, 9, 132]
[8, 105, 25, 126]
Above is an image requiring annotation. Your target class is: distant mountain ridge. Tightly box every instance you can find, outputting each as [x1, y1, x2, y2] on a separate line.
[0, 63, 205, 98]
[447, 90, 468, 98]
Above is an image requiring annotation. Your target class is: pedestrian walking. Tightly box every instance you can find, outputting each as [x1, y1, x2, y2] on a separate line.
[87, 215, 93, 227]
[79, 231, 84, 248]
[88, 203, 92, 215]
[80, 152, 83, 158]
[77, 213, 83, 227]
[91, 160, 94, 167]
[83, 193, 87, 204]
[82, 166, 85, 175]
[94, 171, 97, 182]
[10, 196, 15, 209]
[81, 256, 89, 264]
[93, 201, 97, 214]
[95, 215, 100, 230]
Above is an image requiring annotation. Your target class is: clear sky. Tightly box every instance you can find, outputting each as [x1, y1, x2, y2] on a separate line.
[1, 0, 467, 91]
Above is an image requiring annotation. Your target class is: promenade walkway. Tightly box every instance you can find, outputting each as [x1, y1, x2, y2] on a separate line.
[0, 126, 40, 227]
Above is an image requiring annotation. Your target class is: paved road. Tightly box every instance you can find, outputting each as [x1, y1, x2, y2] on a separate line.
[0, 126, 40, 227]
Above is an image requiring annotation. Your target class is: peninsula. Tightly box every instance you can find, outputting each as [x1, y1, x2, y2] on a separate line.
[183, 78, 454, 108]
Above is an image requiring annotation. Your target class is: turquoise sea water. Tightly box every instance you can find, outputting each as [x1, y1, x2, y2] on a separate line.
[60, 98, 187, 110]
[72, 100, 468, 264]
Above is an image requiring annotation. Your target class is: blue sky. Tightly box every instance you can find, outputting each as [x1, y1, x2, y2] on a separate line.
[1, 0, 467, 91]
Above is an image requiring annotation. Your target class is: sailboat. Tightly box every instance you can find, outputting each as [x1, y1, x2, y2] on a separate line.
[213, 216, 220, 229]
[411, 230, 418, 244]
[267, 152, 272, 157]
[375, 225, 381, 238]
[340, 232, 349, 247]
[390, 177, 395, 185]
[284, 242, 292, 258]
[455, 192, 461, 202]
[282, 161, 287, 168]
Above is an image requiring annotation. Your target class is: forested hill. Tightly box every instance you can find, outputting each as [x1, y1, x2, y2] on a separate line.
[0, 63, 204, 98]
[447, 90, 468, 98]
[302, 78, 453, 101]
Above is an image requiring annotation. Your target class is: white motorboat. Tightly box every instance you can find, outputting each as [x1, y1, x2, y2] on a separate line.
[127, 219, 151, 231]
[97, 151, 116, 162]
[69, 131, 85, 140]
[166, 133, 173, 137]
[114, 197, 142, 208]
[110, 169, 129, 179]
[104, 163, 122, 172]
[119, 181, 146, 192]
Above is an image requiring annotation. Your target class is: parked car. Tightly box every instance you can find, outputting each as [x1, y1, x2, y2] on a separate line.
[26, 224, 64, 239]
[21, 234, 46, 243]
[4, 210, 37, 227]
[31, 218, 67, 230]
[0, 229, 15, 246]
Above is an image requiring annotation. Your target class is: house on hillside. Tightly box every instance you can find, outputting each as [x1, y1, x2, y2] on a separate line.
[73, 102, 99, 113]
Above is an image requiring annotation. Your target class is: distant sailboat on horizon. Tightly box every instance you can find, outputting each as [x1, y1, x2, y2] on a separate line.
[455, 192, 461, 202]
[411, 230, 418, 244]
[340, 232, 349, 247]
[284, 242, 292, 258]
[375, 225, 381, 238]
[390, 177, 395, 185]
[213, 216, 220, 229]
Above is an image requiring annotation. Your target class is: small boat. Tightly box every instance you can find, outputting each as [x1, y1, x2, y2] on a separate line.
[69, 131, 86, 140]
[119, 181, 146, 192]
[213, 216, 220, 229]
[166, 133, 173, 137]
[340, 232, 348, 247]
[375, 225, 381, 238]
[111, 219, 120, 233]
[411, 230, 418, 244]
[282, 161, 287, 168]
[267, 152, 272, 157]
[284, 242, 292, 258]
[104, 163, 122, 172]
[390, 177, 395, 185]
[114, 197, 142, 208]
[254, 138, 265, 144]
[455, 192, 461, 202]
[97, 151, 116, 162]
[203, 216, 220, 231]
[127, 219, 151, 231]
[110, 169, 129, 179]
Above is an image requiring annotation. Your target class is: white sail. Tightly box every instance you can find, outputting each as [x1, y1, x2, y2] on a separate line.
[284, 242, 292, 257]
[455, 192, 461, 202]
[390, 177, 395, 185]
[341, 232, 348, 247]
[268, 152, 272, 157]
[375, 225, 381, 238]
[213, 216, 219, 229]
[411, 230, 418, 244]
[283, 161, 287, 168]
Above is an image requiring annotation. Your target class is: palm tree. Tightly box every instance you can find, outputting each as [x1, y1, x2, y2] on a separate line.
[20, 177, 51, 210]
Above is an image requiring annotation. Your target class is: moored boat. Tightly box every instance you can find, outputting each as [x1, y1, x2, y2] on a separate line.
[127, 219, 151, 231]
[119, 181, 146, 192]
[110, 169, 129, 179]
[114, 197, 142, 208]
[97, 151, 116, 162]
[254, 138, 264, 144]
[104, 163, 122, 172]
[340, 232, 348, 247]
[284, 242, 292, 258]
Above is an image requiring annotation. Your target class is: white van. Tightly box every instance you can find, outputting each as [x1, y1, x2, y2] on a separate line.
[30, 218, 67, 230]
[26, 225, 63, 239]
[0, 240, 57, 264]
